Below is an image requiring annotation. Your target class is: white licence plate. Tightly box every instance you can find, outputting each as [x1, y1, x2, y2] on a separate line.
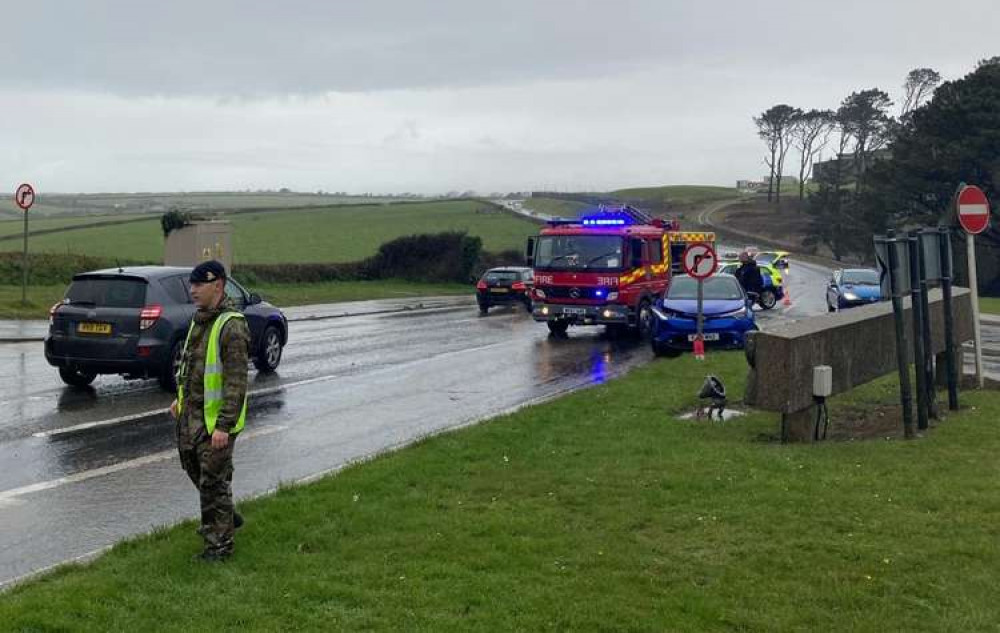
[563, 307, 587, 316]
[688, 333, 721, 342]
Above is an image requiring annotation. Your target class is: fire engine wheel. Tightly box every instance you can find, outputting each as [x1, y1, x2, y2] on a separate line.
[547, 320, 569, 337]
[636, 300, 653, 339]
[758, 289, 777, 310]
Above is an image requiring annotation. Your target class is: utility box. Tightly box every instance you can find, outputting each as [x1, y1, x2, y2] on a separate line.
[164, 221, 233, 271]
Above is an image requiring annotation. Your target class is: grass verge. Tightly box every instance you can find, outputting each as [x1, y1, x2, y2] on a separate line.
[980, 296, 1000, 315]
[2, 352, 999, 630]
[0, 280, 472, 320]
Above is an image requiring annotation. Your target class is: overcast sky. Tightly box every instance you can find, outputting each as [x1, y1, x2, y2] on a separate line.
[1, 0, 997, 194]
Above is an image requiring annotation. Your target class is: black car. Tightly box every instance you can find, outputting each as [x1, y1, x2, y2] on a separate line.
[476, 267, 534, 314]
[45, 266, 289, 391]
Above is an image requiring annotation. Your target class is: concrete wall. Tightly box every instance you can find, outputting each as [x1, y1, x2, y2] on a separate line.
[745, 288, 973, 415]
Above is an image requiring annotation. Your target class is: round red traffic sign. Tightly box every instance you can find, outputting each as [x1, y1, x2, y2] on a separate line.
[14, 183, 35, 211]
[681, 242, 718, 280]
[957, 185, 990, 235]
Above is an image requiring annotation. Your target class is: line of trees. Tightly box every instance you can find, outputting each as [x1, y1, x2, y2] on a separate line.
[753, 67, 947, 259]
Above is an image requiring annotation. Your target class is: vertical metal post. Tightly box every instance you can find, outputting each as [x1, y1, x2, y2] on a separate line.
[21, 210, 28, 305]
[917, 232, 937, 419]
[967, 232, 985, 388]
[908, 233, 928, 431]
[888, 231, 914, 438]
[938, 226, 959, 409]
[696, 277, 704, 342]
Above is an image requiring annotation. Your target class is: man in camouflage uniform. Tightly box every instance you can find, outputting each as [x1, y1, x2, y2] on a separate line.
[170, 260, 250, 562]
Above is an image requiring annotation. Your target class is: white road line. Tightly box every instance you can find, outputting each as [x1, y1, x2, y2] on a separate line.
[32, 374, 346, 438]
[1, 425, 286, 504]
[33, 338, 512, 439]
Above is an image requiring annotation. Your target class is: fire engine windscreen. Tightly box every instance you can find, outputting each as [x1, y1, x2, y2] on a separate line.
[533, 235, 624, 270]
[668, 276, 744, 300]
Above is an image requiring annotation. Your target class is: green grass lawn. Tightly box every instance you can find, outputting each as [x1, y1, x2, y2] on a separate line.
[2, 352, 998, 630]
[0, 200, 537, 264]
[980, 296, 1000, 315]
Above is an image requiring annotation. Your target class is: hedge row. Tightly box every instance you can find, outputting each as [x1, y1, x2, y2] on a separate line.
[0, 232, 526, 287]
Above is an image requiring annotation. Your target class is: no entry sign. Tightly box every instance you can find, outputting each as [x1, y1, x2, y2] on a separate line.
[14, 183, 35, 211]
[682, 242, 718, 279]
[957, 185, 990, 235]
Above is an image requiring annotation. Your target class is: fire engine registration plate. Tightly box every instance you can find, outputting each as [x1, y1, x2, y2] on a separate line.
[78, 322, 112, 335]
[688, 333, 720, 342]
[563, 307, 587, 316]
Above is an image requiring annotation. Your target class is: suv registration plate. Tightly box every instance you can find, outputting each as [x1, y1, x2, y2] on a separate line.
[78, 322, 112, 335]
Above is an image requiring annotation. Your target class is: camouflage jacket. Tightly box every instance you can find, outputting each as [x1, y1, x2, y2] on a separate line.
[179, 299, 250, 433]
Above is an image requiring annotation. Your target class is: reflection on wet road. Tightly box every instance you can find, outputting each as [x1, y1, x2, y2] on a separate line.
[0, 260, 834, 587]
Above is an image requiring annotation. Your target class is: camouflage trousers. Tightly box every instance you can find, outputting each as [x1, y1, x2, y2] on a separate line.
[177, 412, 237, 556]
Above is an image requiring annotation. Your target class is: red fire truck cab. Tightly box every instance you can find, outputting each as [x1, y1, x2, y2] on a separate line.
[526, 205, 714, 337]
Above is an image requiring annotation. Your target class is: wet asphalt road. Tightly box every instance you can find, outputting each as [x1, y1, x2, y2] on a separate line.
[0, 258, 869, 587]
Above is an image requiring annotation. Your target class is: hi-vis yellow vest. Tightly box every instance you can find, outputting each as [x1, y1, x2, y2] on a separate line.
[177, 312, 248, 435]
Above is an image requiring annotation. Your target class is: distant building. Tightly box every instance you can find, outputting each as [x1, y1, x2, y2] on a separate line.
[812, 150, 891, 187]
[736, 180, 767, 193]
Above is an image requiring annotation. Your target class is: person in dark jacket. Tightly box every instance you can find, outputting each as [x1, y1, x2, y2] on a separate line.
[734, 252, 764, 297]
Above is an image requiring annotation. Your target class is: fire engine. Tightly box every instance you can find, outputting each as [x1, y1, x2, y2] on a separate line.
[526, 204, 715, 337]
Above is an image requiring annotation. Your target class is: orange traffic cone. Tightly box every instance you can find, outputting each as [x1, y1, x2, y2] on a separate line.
[782, 270, 792, 306]
[692, 336, 706, 360]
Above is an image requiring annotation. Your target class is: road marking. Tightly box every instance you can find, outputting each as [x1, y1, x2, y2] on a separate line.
[1, 425, 285, 504]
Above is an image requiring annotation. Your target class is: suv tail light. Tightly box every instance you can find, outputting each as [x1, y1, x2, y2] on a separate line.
[49, 302, 62, 325]
[140, 304, 163, 330]
[511, 281, 526, 291]
[476, 280, 487, 290]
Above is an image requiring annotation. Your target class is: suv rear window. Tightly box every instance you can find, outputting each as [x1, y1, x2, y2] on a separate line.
[66, 277, 147, 308]
[484, 271, 519, 282]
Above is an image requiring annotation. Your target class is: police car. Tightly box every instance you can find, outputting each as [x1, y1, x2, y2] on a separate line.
[45, 266, 288, 391]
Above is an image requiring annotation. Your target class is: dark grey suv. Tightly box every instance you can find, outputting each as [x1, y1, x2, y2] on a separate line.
[44, 266, 288, 391]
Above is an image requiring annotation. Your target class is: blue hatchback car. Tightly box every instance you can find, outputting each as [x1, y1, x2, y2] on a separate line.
[650, 275, 757, 356]
[826, 268, 883, 312]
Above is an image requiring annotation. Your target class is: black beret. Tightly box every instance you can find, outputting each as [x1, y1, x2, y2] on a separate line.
[190, 260, 227, 283]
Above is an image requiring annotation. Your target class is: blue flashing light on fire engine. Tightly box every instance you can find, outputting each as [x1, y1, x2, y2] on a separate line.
[581, 217, 628, 226]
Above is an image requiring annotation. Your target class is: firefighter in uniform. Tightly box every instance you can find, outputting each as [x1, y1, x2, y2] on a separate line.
[170, 260, 251, 561]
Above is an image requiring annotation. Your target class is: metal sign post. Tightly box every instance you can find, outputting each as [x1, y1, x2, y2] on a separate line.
[907, 233, 929, 431]
[956, 185, 990, 389]
[681, 242, 718, 361]
[937, 225, 959, 409]
[14, 183, 35, 305]
[875, 231, 914, 439]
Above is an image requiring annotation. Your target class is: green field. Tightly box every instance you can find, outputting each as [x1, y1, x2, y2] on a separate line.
[0, 192, 408, 218]
[611, 185, 738, 206]
[2, 352, 998, 630]
[0, 200, 538, 264]
[520, 197, 590, 218]
[0, 214, 149, 240]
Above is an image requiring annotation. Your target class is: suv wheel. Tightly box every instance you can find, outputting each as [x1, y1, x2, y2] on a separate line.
[253, 325, 283, 373]
[158, 339, 184, 392]
[59, 367, 97, 388]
